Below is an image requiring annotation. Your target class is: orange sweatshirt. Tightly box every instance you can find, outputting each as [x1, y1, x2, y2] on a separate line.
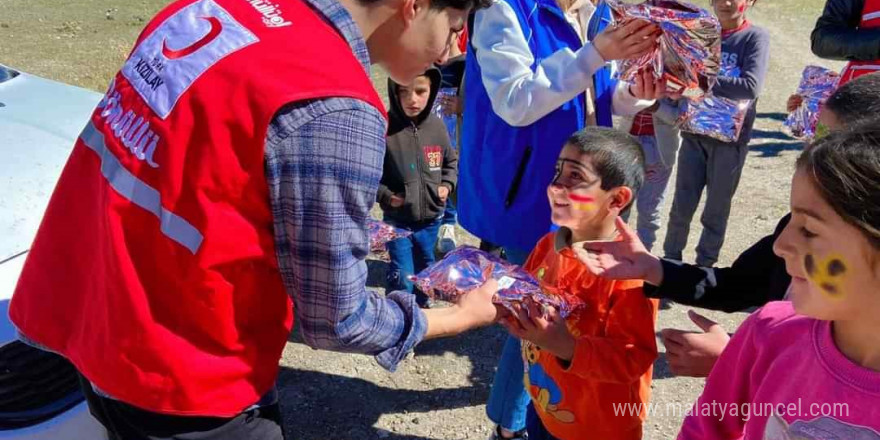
[521, 232, 659, 440]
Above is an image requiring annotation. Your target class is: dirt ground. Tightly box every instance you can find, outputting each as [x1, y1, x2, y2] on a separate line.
[0, 1, 846, 438]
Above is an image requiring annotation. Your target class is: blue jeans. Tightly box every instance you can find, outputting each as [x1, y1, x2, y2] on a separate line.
[486, 247, 531, 432]
[442, 198, 457, 226]
[526, 403, 560, 440]
[385, 218, 442, 303]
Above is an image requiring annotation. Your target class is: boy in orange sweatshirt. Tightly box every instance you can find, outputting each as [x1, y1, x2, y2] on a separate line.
[501, 127, 659, 440]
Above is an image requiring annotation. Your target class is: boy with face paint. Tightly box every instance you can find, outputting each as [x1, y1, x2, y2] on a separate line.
[577, 72, 880, 379]
[499, 127, 659, 440]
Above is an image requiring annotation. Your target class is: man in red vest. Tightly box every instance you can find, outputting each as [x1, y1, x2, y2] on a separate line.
[8, 0, 498, 438]
[812, 0, 880, 84]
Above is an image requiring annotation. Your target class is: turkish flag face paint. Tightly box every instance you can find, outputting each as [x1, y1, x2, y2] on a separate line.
[569, 194, 596, 212]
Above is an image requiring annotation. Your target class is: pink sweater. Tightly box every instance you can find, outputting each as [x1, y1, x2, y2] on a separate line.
[678, 301, 880, 440]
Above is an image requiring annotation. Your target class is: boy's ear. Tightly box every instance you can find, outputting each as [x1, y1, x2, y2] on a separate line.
[608, 186, 634, 215]
[401, 0, 419, 29]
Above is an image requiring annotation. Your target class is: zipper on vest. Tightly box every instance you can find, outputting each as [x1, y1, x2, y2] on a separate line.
[505, 146, 532, 208]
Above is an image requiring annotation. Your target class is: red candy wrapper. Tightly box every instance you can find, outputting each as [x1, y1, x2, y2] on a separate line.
[608, 0, 721, 98]
[367, 219, 412, 261]
[783, 65, 840, 140]
[410, 247, 584, 318]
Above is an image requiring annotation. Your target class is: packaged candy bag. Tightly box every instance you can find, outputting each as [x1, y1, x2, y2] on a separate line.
[783, 65, 840, 140]
[678, 64, 750, 142]
[678, 96, 751, 142]
[607, 0, 722, 98]
[411, 247, 584, 318]
[366, 219, 412, 261]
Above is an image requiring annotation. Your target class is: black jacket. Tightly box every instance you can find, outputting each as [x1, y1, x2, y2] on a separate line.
[645, 214, 792, 313]
[377, 67, 457, 224]
[812, 0, 880, 61]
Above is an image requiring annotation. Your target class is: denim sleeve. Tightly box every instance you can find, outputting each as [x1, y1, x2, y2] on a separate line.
[264, 97, 428, 371]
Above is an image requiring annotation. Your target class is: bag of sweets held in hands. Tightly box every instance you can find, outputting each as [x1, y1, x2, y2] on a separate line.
[411, 246, 584, 318]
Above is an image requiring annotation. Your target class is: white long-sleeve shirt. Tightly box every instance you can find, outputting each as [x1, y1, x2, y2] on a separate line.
[472, 0, 654, 127]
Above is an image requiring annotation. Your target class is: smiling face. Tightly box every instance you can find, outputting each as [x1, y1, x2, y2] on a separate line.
[547, 144, 632, 235]
[773, 169, 880, 320]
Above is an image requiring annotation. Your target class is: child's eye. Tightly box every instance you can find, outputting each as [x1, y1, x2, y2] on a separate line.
[800, 227, 818, 239]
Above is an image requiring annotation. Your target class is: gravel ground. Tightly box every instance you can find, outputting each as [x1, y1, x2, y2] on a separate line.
[0, 0, 846, 438]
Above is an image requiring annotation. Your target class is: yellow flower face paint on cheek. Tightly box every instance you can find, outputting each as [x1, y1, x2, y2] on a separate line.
[804, 253, 848, 298]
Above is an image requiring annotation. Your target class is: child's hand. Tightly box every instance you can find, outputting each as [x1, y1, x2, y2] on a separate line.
[501, 299, 576, 361]
[786, 94, 803, 112]
[629, 68, 670, 101]
[660, 310, 730, 377]
[593, 20, 660, 62]
[389, 194, 405, 208]
[438, 186, 450, 202]
[575, 217, 664, 285]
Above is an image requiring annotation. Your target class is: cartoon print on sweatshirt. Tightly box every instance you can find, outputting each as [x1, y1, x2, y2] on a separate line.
[522, 341, 575, 423]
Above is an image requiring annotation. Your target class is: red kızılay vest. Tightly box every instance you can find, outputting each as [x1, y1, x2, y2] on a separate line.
[840, 0, 880, 85]
[10, 0, 385, 416]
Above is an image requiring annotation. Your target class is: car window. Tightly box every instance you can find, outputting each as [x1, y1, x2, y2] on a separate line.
[0, 65, 19, 84]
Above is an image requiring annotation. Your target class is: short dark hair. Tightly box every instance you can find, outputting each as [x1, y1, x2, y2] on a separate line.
[824, 72, 880, 125]
[358, 0, 491, 11]
[430, 0, 491, 10]
[564, 126, 645, 215]
[798, 120, 880, 250]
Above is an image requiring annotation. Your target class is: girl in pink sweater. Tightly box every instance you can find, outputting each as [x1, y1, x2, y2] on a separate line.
[677, 122, 880, 439]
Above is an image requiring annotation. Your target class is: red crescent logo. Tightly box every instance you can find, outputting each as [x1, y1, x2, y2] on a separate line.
[161, 16, 223, 60]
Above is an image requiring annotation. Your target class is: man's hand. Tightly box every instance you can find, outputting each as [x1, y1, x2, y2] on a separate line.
[438, 186, 450, 202]
[593, 20, 660, 61]
[660, 310, 730, 377]
[389, 194, 405, 208]
[457, 278, 502, 328]
[500, 299, 576, 361]
[424, 278, 502, 340]
[786, 94, 803, 112]
[575, 216, 664, 285]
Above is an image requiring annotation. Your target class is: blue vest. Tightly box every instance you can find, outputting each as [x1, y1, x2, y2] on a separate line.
[459, 0, 616, 253]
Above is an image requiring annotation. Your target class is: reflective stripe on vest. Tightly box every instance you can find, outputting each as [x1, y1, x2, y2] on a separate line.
[80, 121, 204, 254]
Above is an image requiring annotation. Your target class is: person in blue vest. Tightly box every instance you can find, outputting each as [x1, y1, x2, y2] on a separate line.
[458, 0, 670, 437]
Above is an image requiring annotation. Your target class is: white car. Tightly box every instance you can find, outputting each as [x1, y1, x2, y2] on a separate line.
[0, 64, 107, 439]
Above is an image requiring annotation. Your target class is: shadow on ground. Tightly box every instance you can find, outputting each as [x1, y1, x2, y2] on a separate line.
[281, 325, 505, 440]
[756, 112, 787, 122]
[750, 140, 804, 157]
[653, 351, 675, 381]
